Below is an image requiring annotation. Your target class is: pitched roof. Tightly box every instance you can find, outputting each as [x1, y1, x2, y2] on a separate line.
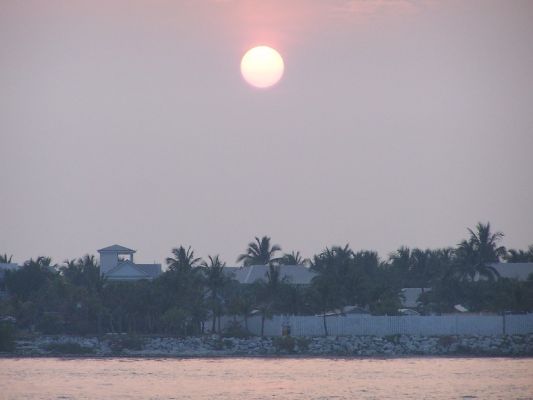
[225, 265, 316, 285]
[97, 244, 136, 253]
[135, 263, 162, 278]
[105, 260, 162, 280]
[490, 262, 533, 281]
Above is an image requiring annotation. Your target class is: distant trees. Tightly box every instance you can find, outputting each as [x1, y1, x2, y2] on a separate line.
[279, 251, 309, 266]
[254, 264, 288, 336]
[505, 245, 533, 263]
[201, 255, 232, 333]
[4, 257, 58, 301]
[166, 246, 202, 272]
[61, 255, 103, 292]
[226, 286, 255, 332]
[388, 247, 455, 288]
[1, 223, 532, 337]
[237, 236, 281, 266]
[310, 247, 349, 336]
[309, 245, 401, 335]
[454, 222, 504, 282]
[159, 246, 206, 335]
[0, 254, 13, 263]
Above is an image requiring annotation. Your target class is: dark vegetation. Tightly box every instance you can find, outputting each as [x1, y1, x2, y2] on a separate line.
[0, 323, 16, 351]
[0, 222, 532, 338]
[44, 342, 95, 355]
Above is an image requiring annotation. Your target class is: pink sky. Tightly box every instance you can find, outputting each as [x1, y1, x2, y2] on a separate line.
[1, 1, 532, 264]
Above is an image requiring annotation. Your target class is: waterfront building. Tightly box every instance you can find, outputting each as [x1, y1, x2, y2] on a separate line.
[98, 244, 161, 281]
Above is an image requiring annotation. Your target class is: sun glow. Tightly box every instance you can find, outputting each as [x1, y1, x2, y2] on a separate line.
[240, 46, 284, 89]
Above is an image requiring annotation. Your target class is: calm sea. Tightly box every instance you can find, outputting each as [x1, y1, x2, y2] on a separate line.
[1, 357, 532, 399]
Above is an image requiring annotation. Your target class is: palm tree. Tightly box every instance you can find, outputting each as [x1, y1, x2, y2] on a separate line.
[455, 222, 505, 282]
[227, 286, 256, 333]
[388, 247, 414, 287]
[82, 255, 104, 291]
[424, 248, 455, 286]
[236, 236, 281, 266]
[5, 256, 58, 301]
[255, 263, 288, 336]
[200, 255, 230, 333]
[33, 256, 58, 272]
[416, 250, 439, 287]
[504, 245, 533, 262]
[467, 222, 506, 262]
[62, 255, 102, 288]
[350, 250, 383, 306]
[166, 246, 202, 272]
[0, 254, 13, 263]
[310, 245, 353, 336]
[61, 258, 78, 278]
[279, 251, 310, 266]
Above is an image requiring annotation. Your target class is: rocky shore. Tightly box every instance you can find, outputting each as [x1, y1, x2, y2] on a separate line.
[6, 333, 533, 357]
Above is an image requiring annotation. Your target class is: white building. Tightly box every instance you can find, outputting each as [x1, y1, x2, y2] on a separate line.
[98, 244, 161, 281]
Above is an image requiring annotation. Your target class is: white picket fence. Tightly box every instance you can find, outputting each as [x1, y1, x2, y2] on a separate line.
[220, 314, 533, 337]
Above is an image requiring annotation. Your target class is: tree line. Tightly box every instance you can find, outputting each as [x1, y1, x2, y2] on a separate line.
[1, 222, 532, 337]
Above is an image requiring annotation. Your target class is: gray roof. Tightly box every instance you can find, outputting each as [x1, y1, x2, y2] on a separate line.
[491, 262, 533, 281]
[106, 260, 161, 280]
[135, 263, 162, 278]
[225, 265, 316, 285]
[98, 244, 136, 253]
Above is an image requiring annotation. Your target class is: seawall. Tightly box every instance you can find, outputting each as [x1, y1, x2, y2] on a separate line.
[8, 334, 533, 357]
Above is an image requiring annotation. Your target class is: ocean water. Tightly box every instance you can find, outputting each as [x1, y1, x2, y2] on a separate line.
[1, 357, 532, 399]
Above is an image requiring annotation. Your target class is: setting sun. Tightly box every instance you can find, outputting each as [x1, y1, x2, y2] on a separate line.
[240, 46, 284, 89]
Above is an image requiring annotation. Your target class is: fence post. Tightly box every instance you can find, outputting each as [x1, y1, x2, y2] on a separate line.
[502, 313, 506, 335]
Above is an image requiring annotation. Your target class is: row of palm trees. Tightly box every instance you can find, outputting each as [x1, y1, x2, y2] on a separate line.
[159, 222, 531, 335]
[2, 222, 532, 336]
[236, 237, 310, 266]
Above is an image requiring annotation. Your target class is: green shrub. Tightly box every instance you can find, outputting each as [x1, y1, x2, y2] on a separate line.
[296, 337, 310, 351]
[45, 342, 94, 355]
[273, 336, 296, 353]
[211, 339, 224, 350]
[384, 334, 401, 344]
[37, 313, 64, 334]
[108, 335, 145, 353]
[455, 344, 474, 355]
[0, 323, 16, 352]
[437, 335, 456, 347]
[222, 320, 251, 338]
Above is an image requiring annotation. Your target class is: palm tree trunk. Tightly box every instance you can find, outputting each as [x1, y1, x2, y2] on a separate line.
[322, 312, 328, 337]
[261, 314, 265, 337]
[97, 313, 102, 335]
[212, 310, 216, 333]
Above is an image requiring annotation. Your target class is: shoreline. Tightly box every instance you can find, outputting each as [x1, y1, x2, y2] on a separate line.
[2, 353, 533, 360]
[3, 333, 532, 359]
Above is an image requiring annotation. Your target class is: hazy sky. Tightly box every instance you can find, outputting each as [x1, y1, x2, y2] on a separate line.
[1, 0, 532, 266]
